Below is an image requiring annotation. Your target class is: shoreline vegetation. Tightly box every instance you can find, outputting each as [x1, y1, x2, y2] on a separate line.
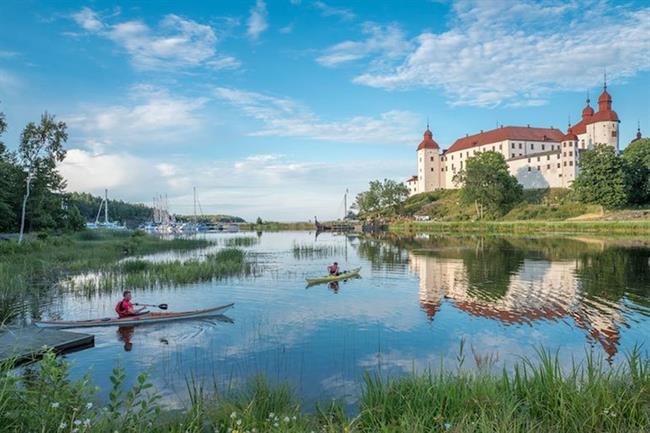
[2, 347, 647, 433]
[0, 231, 251, 323]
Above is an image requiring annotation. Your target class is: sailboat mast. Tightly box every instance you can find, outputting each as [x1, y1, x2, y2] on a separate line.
[193, 187, 197, 225]
[104, 189, 109, 224]
[344, 188, 348, 219]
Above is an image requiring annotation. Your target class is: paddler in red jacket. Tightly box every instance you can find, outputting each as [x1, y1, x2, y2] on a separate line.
[115, 290, 146, 318]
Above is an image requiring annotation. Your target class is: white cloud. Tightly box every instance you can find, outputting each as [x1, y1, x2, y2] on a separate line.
[72, 7, 104, 32]
[71, 7, 239, 71]
[247, 0, 268, 41]
[214, 87, 419, 144]
[317, 22, 410, 67]
[68, 85, 208, 147]
[60, 149, 410, 221]
[279, 24, 293, 34]
[322, 0, 650, 107]
[314, 1, 355, 21]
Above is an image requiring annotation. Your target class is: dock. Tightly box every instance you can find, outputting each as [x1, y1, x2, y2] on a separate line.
[0, 326, 94, 366]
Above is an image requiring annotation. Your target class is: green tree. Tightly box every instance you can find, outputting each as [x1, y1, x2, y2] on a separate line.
[17, 112, 68, 242]
[353, 179, 408, 217]
[573, 144, 628, 209]
[622, 138, 650, 205]
[453, 151, 523, 219]
[63, 204, 87, 231]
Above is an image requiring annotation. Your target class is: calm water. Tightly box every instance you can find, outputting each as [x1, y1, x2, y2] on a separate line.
[21, 232, 650, 408]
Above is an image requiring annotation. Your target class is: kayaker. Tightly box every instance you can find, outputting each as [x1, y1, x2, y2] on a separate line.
[328, 262, 340, 276]
[115, 291, 146, 318]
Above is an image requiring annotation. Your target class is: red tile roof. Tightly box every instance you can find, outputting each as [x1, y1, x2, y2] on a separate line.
[444, 126, 565, 154]
[417, 129, 440, 151]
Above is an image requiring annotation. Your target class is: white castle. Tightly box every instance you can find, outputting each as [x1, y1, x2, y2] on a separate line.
[406, 80, 621, 195]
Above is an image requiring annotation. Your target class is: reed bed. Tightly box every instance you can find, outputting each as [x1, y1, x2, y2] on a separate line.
[66, 248, 253, 292]
[224, 236, 259, 247]
[292, 243, 345, 260]
[2, 347, 646, 433]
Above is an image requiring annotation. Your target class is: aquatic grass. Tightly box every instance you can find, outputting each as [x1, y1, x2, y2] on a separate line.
[292, 242, 345, 260]
[68, 248, 254, 291]
[0, 346, 647, 432]
[224, 236, 259, 247]
[0, 231, 214, 322]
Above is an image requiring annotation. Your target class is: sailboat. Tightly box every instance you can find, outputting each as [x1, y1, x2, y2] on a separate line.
[86, 189, 127, 230]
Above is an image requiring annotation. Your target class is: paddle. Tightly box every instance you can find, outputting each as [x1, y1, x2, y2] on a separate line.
[134, 303, 168, 310]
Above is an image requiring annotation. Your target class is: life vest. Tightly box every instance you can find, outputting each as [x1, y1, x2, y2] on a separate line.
[115, 300, 129, 317]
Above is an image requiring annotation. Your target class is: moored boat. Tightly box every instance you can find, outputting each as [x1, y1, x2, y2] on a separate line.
[306, 268, 361, 286]
[34, 303, 234, 329]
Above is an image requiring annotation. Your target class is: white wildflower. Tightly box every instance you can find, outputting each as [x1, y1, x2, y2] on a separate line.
[236, 419, 242, 426]
[74, 419, 82, 426]
[268, 412, 275, 418]
[83, 419, 91, 427]
[86, 402, 93, 409]
[230, 411, 237, 419]
[444, 422, 452, 430]
[58, 422, 67, 429]
[292, 415, 297, 421]
[273, 422, 279, 427]
[72, 429, 79, 433]
[283, 416, 290, 423]
[51, 402, 60, 409]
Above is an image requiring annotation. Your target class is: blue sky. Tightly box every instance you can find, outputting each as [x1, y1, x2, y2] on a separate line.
[1, 0, 649, 220]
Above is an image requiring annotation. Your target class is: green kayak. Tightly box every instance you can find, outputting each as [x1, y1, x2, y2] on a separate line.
[306, 267, 361, 286]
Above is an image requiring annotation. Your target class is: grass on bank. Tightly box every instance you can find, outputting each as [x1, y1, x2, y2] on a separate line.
[391, 219, 650, 235]
[1, 347, 648, 433]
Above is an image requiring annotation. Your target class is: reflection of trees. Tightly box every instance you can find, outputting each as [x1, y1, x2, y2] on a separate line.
[356, 236, 410, 270]
[460, 238, 525, 301]
[576, 247, 650, 305]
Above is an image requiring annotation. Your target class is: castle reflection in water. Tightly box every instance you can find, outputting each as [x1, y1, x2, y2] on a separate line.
[401, 236, 650, 360]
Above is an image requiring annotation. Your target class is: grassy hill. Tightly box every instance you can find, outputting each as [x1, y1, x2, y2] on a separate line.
[400, 188, 649, 222]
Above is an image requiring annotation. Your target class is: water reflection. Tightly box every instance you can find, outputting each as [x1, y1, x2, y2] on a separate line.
[403, 236, 650, 360]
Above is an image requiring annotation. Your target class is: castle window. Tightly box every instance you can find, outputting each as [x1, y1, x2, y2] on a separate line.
[547, 164, 550, 169]
[557, 163, 560, 168]
[557, 154, 561, 159]
[537, 156, 540, 161]
[511, 143, 515, 149]
[492, 146, 495, 151]
[431, 168, 434, 172]
[531, 143, 535, 150]
[559, 173, 562, 177]
[612, 131, 617, 137]
[528, 158, 531, 163]
[542, 144, 545, 150]
[430, 156, 434, 161]
[569, 151, 573, 157]
[563, 152, 566, 157]
[499, 144, 502, 150]
[547, 155, 550, 161]
[569, 161, 573, 166]
[527, 166, 531, 172]
[537, 166, 540, 171]
[518, 143, 522, 149]
[563, 161, 567, 166]
[511, 154, 515, 158]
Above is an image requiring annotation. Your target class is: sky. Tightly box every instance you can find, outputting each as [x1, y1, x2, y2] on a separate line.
[0, 0, 649, 221]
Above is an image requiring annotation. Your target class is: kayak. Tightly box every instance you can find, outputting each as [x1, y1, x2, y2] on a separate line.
[33, 303, 234, 329]
[306, 268, 361, 286]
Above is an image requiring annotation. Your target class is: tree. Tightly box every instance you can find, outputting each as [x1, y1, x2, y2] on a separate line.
[353, 179, 408, 217]
[572, 144, 628, 209]
[453, 151, 523, 219]
[17, 112, 68, 243]
[622, 138, 650, 205]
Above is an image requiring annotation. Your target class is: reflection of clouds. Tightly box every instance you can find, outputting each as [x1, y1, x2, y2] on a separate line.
[320, 373, 361, 405]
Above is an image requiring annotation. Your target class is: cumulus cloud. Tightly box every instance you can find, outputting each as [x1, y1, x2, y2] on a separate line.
[214, 87, 419, 144]
[68, 85, 208, 147]
[247, 0, 268, 41]
[314, 1, 355, 21]
[71, 7, 240, 71]
[321, 0, 650, 107]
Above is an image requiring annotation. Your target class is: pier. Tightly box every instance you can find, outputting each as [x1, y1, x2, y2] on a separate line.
[0, 327, 94, 366]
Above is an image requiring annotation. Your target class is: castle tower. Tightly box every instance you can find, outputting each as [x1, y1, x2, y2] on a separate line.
[560, 128, 579, 187]
[416, 125, 442, 193]
[587, 77, 620, 151]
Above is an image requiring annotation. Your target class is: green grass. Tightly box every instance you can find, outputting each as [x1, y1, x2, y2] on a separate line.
[0, 230, 219, 322]
[67, 248, 253, 292]
[224, 236, 259, 247]
[1, 347, 647, 432]
[292, 243, 345, 259]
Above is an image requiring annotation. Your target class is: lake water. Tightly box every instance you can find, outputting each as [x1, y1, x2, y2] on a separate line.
[24, 231, 650, 409]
